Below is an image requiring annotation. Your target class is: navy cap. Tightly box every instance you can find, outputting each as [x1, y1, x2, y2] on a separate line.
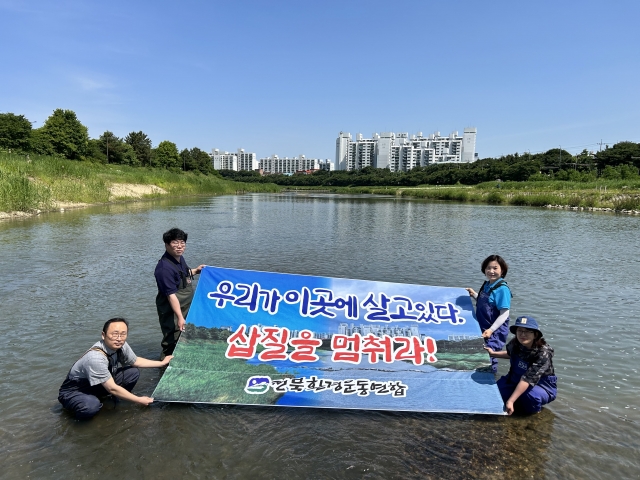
[510, 316, 543, 336]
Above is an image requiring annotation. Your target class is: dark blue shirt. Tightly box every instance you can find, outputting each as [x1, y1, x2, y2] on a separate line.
[154, 251, 190, 296]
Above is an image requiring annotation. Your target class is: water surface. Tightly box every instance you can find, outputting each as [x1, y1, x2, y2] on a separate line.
[1, 193, 638, 479]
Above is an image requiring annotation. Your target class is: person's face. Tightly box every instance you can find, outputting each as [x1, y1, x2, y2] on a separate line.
[102, 322, 128, 350]
[516, 327, 536, 348]
[165, 239, 186, 258]
[484, 260, 503, 283]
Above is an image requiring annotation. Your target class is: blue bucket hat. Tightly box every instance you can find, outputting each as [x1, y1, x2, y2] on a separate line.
[509, 315, 543, 336]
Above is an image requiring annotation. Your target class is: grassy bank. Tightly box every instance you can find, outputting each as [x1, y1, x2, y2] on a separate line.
[153, 339, 290, 404]
[0, 152, 281, 213]
[286, 180, 640, 211]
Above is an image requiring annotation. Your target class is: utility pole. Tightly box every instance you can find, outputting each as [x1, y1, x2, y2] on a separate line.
[106, 135, 109, 164]
[559, 145, 561, 167]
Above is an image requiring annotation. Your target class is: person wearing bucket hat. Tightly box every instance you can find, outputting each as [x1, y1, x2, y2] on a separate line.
[465, 255, 512, 373]
[485, 315, 557, 415]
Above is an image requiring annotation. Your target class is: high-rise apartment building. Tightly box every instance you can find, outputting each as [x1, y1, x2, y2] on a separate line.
[210, 148, 258, 171]
[211, 149, 237, 171]
[335, 128, 477, 171]
[259, 155, 333, 174]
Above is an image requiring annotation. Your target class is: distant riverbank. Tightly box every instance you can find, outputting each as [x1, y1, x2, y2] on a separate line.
[4, 151, 640, 219]
[284, 181, 640, 213]
[0, 152, 281, 219]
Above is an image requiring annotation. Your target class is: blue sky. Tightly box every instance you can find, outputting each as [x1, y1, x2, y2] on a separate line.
[1, 0, 638, 160]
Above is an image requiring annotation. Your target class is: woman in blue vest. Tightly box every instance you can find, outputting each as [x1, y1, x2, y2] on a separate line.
[486, 316, 557, 415]
[466, 255, 512, 373]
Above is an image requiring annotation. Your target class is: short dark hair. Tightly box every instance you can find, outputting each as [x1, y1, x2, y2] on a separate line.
[102, 317, 129, 334]
[481, 255, 509, 278]
[163, 228, 188, 244]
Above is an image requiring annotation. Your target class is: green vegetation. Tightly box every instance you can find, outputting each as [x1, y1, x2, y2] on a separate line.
[279, 181, 640, 211]
[220, 144, 640, 188]
[0, 151, 280, 213]
[430, 352, 491, 372]
[0, 107, 282, 214]
[217, 142, 640, 211]
[152, 338, 291, 404]
[0, 108, 227, 174]
[3, 107, 640, 213]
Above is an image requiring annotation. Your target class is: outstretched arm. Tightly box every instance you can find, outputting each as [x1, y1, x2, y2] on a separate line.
[505, 380, 530, 415]
[133, 355, 173, 368]
[482, 308, 510, 338]
[102, 377, 154, 405]
[190, 264, 206, 276]
[465, 287, 477, 299]
[484, 346, 510, 359]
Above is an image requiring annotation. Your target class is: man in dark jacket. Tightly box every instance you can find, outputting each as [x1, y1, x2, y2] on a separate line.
[154, 228, 205, 358]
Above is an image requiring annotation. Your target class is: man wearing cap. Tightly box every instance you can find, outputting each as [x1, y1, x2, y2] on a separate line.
[154, 227, 206, 358]
[485, 315, 557, 415]
[58, 317, 173, 420]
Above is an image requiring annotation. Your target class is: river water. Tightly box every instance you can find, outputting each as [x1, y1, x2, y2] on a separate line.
[0, 193, 638, 479]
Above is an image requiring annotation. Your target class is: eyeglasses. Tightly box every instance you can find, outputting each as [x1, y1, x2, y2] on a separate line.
[108, 332, 128, 339]
[169, 241, 186, 247]
[515, 328, 535, 335]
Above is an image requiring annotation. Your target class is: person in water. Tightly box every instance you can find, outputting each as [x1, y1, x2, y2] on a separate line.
[466, 254, 512, 373]
[485, 316, 557, 415]
[58, 318, 173, 420]
[154, 228, 206, 358]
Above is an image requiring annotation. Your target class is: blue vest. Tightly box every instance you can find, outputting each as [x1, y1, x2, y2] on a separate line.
[476, 280, 510, 343]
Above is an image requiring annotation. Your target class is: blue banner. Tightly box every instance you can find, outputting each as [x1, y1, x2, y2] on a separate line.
[152, 267, 506, 414]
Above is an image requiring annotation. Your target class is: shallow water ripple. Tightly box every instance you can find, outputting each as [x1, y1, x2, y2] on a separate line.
[0, 194, 639, 479]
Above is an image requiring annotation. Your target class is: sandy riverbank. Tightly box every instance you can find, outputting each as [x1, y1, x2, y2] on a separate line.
[0, 183, 168, 220]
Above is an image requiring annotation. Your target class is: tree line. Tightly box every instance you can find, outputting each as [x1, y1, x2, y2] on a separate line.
[3, 108, 638, 186]
[219, 142, 640, 187]
[0, 109, 215, 174]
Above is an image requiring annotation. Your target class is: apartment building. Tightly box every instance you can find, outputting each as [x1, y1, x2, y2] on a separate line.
[211, 149, 237, 171]
[210, 148, 258, 171]
[335, 128, 477, 171]
[259, 154, 333, 174]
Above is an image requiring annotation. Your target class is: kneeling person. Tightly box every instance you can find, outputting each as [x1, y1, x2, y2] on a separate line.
[485, 315, 557, 415]
[58, 317, 172, 420]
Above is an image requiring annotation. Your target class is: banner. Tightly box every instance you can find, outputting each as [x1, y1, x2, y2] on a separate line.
[152, 267, 506, 414]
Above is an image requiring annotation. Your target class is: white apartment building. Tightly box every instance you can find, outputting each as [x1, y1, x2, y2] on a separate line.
[259, 154, 333, 174]
[211, 150, 237, 171]
[210, 148, 258, 171]
[236, 149, 258, 171]
[335, 128, 477, 171]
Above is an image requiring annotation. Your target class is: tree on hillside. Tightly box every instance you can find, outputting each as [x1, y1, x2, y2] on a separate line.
[594, 142, 640, 170]
[180, 147, 213, 174]
[155, 141, 180, 170]
[125, 131, 152, 166]
[39, 109, 89, 160]
[526, 148, 572, 169]
[86, 138, 106, 163]
[29, 128, 54, 155]
[99, 131, 139, 165]
[120, 143, 139, 166]
[0, 113, 32, 151]
[100, 131, 119, 164]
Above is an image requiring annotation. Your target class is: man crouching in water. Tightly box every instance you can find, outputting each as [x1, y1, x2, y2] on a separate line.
[58, 317, 172, 420]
